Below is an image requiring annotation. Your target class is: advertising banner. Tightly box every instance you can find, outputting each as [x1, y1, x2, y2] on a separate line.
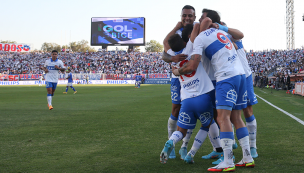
[0, 43, 31, 52]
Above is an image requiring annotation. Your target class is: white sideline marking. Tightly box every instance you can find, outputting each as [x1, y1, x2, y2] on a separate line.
[256, 95, 304, 126]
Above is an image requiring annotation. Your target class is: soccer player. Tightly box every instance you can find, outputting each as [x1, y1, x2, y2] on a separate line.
[63, 68, 77, 94]
[42, 50, 65, 110]
[38, 75, 43, 86]
[160, 22, 215, 164]
[83, 75, 86, 84]
[135, 73, 142, 88]
[176, 15, 254, 171]
[161, 5, 196, 159]
[86, 75, 89, 84]
[232, 36, 259, 158]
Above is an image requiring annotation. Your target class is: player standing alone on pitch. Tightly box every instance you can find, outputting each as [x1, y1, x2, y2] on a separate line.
[63, 68, 77, 94]
[42, 50, 65, 110]
[38, 75, 43, 86]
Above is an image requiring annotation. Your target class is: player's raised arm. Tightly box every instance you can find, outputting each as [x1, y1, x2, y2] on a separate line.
[199, 17, 213, 33]
[217, 22, 244, 40]
[172, 54, 201, 76]
[162, 22, 187, 63]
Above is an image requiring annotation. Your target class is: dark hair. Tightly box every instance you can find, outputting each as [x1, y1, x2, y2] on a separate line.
[168, 34, 184, 52]
[182, 5, 195, 12]
[182, 24, 193, 43]
[51, 50, 58, 53]
[202, 8, 221, 23]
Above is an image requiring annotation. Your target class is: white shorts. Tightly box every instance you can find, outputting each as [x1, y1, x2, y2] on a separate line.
[67, 82, 73, 87]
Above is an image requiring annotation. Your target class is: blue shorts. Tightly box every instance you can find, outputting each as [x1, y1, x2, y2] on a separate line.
[177, 93, 213, 129]
[171, 78, 181, 104]
[246, 74, 258, 106]
[216, 75, 247, 110]
[45, 81, 58, 90]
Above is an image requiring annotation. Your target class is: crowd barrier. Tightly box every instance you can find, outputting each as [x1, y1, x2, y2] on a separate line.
[295, 83, 304, 96]
[145, 78, 171, 84]
[0, 73, 170, 81]
[0, 80, 136, 85]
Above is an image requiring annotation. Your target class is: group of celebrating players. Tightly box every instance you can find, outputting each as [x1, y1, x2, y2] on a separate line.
[160, 5, 258, 172]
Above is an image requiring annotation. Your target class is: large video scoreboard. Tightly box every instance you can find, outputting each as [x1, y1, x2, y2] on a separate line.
[91, 17, 145, 46]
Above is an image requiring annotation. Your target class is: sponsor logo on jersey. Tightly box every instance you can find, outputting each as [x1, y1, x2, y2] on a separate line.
[183, 78, 199, 89]
[228, 54, 237, 63]
[171, 86, 178, 91]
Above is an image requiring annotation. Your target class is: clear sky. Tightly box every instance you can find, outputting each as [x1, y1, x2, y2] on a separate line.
[1, 0, 303, 51]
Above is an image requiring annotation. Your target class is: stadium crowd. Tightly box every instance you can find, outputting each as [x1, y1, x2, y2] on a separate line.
[1, 48, 303, 76]
[0, 51, 170, 75]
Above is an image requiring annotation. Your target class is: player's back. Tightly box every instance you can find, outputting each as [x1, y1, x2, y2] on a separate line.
[193, 28, 244, 82]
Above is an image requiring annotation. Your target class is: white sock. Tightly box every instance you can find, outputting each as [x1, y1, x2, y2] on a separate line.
[231, 123, 236, 145]
[169, 131, 184, 145]
[181, 129, 193, 148]
[208, 123, 221, 151]
[221, 138, 234, 165]
[168, 117, 177, 139]
[246, 119, 257, 148]
[238, 136, 253, 162]
[47, 96, 52, 106]
[189, 129, 208, 157]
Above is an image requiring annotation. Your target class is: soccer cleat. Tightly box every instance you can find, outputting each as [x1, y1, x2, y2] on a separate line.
[233, 142, 238, 149]
[212, 155, 235, 165]
[160, 140, 174, 164]
[184, 153, 194, 164]
[74, 91, 77, 94]
[235, 159, 255, 168]
[179, 147, 187, 160]
[169, 147, 176, 159]
[250, 147, 258, 158]
[208, 162, 235, 172]
[202, 151, 223, 159]
[63, 92, 67, 94]
[48, 104, 53, 110]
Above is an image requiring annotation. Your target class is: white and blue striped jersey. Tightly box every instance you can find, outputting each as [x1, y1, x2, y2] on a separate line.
[192, 28, 244, 82]
[44, 58, 65, 83]
[178, 40, 214, 101]
[234, 40, 252, 78]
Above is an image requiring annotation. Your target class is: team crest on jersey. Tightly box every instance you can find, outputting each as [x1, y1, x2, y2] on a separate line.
[171, 86, 178, 91]
[226, 89, 237, 102]
[199, 112, 212, 125]
[179, 112, 191, 124]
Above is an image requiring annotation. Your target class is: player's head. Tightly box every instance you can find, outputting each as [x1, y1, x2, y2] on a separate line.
[181, 5, 196, 27]
[199, 9, 221, 24]
[168, 34, 185, 52]
[182, 24, 193, 43]
[51, 50, 58, 59]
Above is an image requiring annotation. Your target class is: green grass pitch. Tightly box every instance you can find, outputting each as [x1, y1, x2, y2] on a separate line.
[0, 84, 304, 172]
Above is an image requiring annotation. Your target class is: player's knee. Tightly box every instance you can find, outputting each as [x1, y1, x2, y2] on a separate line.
[243, 106, 253, 118]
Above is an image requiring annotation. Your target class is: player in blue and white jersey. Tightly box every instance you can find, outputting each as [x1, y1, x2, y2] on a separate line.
[232, 38, 259, 158]
[135, 73, 142, 88]
[161, 5, 196, 160]
[38, 75, 43, 86]
[63, 68, 77, 94]
[178, 15, 254, 171]
[160, 22, 215, 164]
[42, 50, 65, 110]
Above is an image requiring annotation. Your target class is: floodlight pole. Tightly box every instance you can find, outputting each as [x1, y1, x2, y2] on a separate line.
[286, 0, 295, 50]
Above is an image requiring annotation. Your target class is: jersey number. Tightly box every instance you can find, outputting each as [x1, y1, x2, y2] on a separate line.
[178, 60, 196, 81]
[217, 33, 232, 50]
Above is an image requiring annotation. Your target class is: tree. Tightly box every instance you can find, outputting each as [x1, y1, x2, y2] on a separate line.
[69, 40, 96, 52]
[1, 40, 17, 43]
[134, 46, 141, 52]
[145, 40, 163, 52]
[41, 42, 61, 52]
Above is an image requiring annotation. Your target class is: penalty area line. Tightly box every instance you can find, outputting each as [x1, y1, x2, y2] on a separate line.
[256, 95, 304, 126]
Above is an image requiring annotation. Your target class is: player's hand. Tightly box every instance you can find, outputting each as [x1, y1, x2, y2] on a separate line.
[54, 65, 60, 69]
[210, 23, 219, 29]
[44, 69, 49, 73]
[175, 22, 183, 30]
[172, 66, 180, 76]
[171, 54, 187, 63]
